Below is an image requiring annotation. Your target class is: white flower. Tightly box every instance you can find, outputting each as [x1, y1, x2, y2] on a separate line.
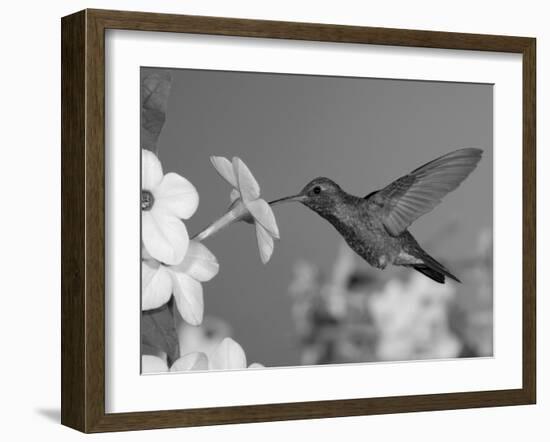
[177, 320, 264, 369]
[142, 339, 263, 373]
[142, 352, 208, 374]
[195, 156, 279, 264]
[142, 240, 219, 325]
[142, 149, 199, 265]
[209, 337, 264, 370]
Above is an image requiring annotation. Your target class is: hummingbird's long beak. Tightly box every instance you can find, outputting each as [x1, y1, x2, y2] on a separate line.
[269, 194, 305, 206]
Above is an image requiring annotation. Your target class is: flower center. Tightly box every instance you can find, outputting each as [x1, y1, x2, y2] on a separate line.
[141, 190, 155, 211]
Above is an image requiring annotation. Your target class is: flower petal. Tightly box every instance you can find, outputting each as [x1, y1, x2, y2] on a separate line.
[255, 223, 274, 264]
[171, 271, 204, 326]
[248, 362, 264, 369]
[142, 355, 169, 373]
[246, 198, 280, 238]
[142, 260, 173, 310]
[154, 172, 199, 219]
[209, 337, 247, 370]
[233, 157, 260, 201]
[141, 243, 153, 261]
[172, 240, 219, 282]
[170, 352, 209, 372]
[142, 210, 189, 265]
[210, 156, 238, 188]
[142, 149, 164, 190]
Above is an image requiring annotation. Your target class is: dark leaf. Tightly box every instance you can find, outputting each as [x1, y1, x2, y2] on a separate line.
[141, 70, 172, 153]
[141, 299, 180, 365]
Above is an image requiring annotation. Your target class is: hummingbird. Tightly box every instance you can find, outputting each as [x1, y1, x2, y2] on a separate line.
[270, 148, 483, 284]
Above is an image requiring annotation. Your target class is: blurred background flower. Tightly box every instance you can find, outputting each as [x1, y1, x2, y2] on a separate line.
[288, 229, 493, 365]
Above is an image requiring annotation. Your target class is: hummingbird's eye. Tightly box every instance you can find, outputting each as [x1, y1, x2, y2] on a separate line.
[313, 186, 322, 195]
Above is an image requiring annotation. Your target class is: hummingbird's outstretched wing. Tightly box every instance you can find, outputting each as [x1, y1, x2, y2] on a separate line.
[366, 148, 483, 236]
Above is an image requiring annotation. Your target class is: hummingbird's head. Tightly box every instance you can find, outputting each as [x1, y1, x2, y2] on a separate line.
[270, 177, 344, 215]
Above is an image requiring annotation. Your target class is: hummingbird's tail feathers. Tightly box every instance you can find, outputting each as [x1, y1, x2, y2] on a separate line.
[412, 264, 446, 284]
[411, 252, 461, 284]
[398, 230, 461, 284]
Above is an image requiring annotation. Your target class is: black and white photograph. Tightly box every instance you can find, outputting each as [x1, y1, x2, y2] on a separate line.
[140, 67, 493, 373]
[2, 0, 542, 439]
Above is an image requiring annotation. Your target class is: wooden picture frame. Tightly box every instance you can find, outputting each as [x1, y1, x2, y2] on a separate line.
[61, 9, 536, 433]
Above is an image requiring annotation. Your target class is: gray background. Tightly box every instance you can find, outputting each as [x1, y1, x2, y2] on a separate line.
[149, 67, 493, 367]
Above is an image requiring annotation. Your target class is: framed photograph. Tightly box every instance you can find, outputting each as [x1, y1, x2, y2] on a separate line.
[61, 9, 536, 433]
